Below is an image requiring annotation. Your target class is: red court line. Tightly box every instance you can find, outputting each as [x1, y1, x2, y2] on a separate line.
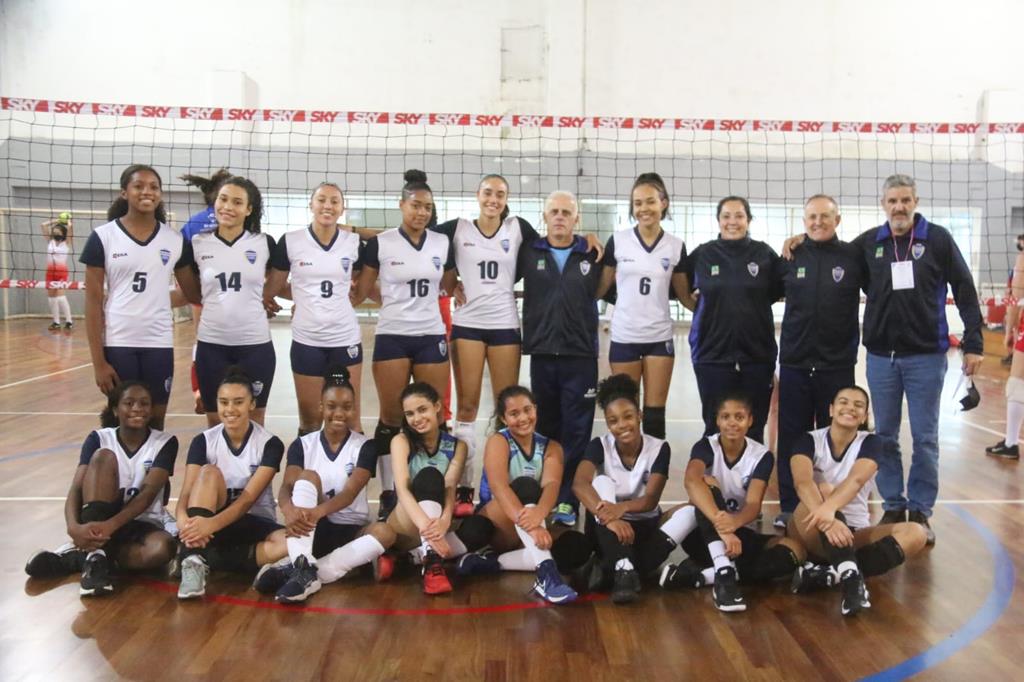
[136, 577, 605, 616]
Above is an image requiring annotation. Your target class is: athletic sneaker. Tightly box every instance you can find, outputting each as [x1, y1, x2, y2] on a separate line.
[177, 555, 209, 600]
[456, 550, 501, 577]
[532, 559, 577, 605]
[712, 566, 746, 612]
[372, 553, 395, 582]
[790, 562, 838, 594]
[659, 558, 706, 590]
[276, 555, 322, 604]
[985, 440, 1020, 460]
[611, 568, 641, 604]
[252, 559, 293, 594]
[551, 503, 577, 527]
[878, 508, 907, 526]
[454, 486, 475, 518]
[422, 551, 452, 595]
[908, 511, 936, 546]
[79, 554, 114, 597]
[25, 542, 86, 577]
[47, 322, 61, 331]
[64, 321, 73, 331]
[377, 490, 397, 522]
[772, 512, 792, 530]
[839, 569, 871, 616]
[571, 554, 609, 594]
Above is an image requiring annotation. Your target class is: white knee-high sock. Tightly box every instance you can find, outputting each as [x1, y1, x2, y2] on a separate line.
[378, 454, 394, 491]
[316, 535, 386, 583]
[661, 506, 698, 544]
[513, 505, 553, 568]
[708, 540, 734, 571]
[1006, 401, 1024, 446]
[417, 500, 443, 554]
[498, 548, 535, 571]
[454, 420, 476, 487]
[444, 532, 468, 558]
[592, 475, 617, 504]
[56, 295, 71, 323]
[286, 479, 319, 564]
[47, 298, 60, 323]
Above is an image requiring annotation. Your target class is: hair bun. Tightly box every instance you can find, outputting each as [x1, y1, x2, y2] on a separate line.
[324, 364, 351, 386]
[404, 169, 428, 184]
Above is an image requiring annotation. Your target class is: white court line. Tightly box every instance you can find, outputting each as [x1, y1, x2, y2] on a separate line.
[958, 419, 1008, 439]
[0, 363, 92, 391]
[2, 496, 1022, 505]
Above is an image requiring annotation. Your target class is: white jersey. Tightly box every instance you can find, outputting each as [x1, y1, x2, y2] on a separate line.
[79, 220, 186, 348]
[88, 427, 176, 529]
[193, 230, 273, 346]
[587, 433, 670, 521]
[447, 217, 524, 329]
[608, 227, 687, 343]
[47, 240, 70, 268]
[189, 422, 283, 522]
[364, 228, 453, 336]
[288, 430, 376, 526]
[804, 428, 878, 530]
[695, 434, 774, 527]
[277, 227, 361, 347]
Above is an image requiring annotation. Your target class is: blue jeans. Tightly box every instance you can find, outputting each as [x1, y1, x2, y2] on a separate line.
[865, 352, 947, 517]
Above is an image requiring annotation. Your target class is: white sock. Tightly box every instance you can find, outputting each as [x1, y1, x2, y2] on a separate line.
[316, 535, 386, 583]
[444, 532, 468, 558]
[837, 560, 858, 577]
[701, 567, 716, 585]
[87, 549, 105, 560]
[1006, 401, 1024, 446]
[498, 548, 535, 571]
[417, 500, 443, 553]
[592, 475, 617, 504]
[47, 298, 60, 323]
[615, 558, 634, 571]
[378, 454, 394, 491]
[286, 479, 319, 564]
[708, 540, 732, 571]
[57, 295, 71, 323]
[513, 505, 553, 568]
[408, 547, 425, 566]
[660, 506, 697, 544]
[454, 420, 476, 487]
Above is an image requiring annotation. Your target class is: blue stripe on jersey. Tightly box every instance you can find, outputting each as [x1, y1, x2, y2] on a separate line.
[935, 277, 950, 352]
[689, 272, 705, 364]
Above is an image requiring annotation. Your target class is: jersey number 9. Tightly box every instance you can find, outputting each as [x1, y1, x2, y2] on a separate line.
[320, 281, 333, 298]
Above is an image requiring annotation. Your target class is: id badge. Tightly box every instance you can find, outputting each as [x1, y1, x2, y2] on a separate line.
[891, 261, 914, 290]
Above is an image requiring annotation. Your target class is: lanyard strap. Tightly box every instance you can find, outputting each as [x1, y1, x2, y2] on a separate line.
[891, 225, 916, 262]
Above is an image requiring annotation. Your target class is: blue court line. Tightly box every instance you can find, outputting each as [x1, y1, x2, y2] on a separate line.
[862, 503, 1017, 681]
[0, 442, 75, 463]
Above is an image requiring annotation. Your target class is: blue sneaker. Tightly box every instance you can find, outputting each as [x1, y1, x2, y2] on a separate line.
[456, 550, 501, 576]
[532, 559, 577, 605]
[551, 503, 577, 527]
[253, 558, 293, 594]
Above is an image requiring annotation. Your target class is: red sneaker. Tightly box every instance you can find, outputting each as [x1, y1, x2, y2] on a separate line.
[454, 486, 475, 518]
[422, 551, 452, 595]
[372, 553, 395, 582]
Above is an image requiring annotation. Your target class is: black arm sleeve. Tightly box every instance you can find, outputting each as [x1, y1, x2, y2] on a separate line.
[152, 436, 178, 473]
[175, 237, 195, 269]
[750, 452, 775, 481]
[689, 438, 714, 466]
[673, 242, 688, 273]
[260, 437, 285, 470]
[791, 433, 816, 460]
[651, 442, 671, 477]
[944, 230, 984, 355]
[603, 236, 617, 266]
[79, 232, 105, 267]
[433, 219, 457, 240]
[270, 233, 291, 271]
[285, 438, 305, 468]
[444, 236, 456, 270]
[856, 434, 881, 463]
[186, 435, 208, 466]
[582, 438, 605, 467]
[519, 217, 539, 243]
[356, 439, 378, 473]
[78, 431, 101, 465]
[361, 237, 380, 269]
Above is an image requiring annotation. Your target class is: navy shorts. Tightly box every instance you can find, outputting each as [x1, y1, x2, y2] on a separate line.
[373, 334, 448, 364]
[209, 513, 283, 548]
[291, 340, 363, 377]
[195, 340, 276, 409]
[104, 346, 174, 405]
[450, 325, 522, 347]
[312, 519, 364, 558]
[608, 339, 675, 364]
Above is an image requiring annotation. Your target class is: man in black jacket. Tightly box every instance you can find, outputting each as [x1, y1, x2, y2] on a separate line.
[774, 195, 865, 528]
[518, 191, 602, 526]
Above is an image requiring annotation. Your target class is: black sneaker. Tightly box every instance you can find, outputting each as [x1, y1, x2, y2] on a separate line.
[840, 569, 871, 616]
[712, 566, 746, 612]
[658, 558, 705, 590]
[985, 441, 1020, 460]
[64, 321, 73, 331]
[790, 562, 838, 594]
[26, 543, 86, 577]
[611, 568, 641, 604]
[275, 555, 322, 604]
[79, 554, 114, 597]
[377, 490, 397, 521]
[878, 508, 907, 525]
[908, 510, 936, 546]
[568, 553, 606, 594]
[454, 486, 475, 518]
[252, 559, 293, 594]
[47, 322, 61, 331]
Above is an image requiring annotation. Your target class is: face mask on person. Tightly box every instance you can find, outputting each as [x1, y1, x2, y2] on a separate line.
[51, 231, 66, 242]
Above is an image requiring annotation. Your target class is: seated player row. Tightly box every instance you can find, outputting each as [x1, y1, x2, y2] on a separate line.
[26, 368, 926, 617]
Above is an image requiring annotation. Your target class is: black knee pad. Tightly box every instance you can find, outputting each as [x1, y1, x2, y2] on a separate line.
[510, 476, 542, 505]
[411, 467, 446, 504]
[642, 406, 666, 439]
[856, 535, 905, 577]
[743, 544, 800, 584]
[694, 506, 719, 540]
[186, 507, 216, 518]
[455, 515, 495, 551]
[80, 500, 118, 523]
[551, 530, 593, 573]
[374, 422, 400, 456]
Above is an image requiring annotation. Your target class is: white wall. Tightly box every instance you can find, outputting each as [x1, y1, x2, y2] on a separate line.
[2, 0, 1023, 121]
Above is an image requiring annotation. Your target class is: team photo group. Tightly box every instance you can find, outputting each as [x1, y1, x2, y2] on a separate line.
[26, 161, 988, 618]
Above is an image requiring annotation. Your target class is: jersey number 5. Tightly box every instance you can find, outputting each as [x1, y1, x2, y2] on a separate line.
[131, 272, 147, 293]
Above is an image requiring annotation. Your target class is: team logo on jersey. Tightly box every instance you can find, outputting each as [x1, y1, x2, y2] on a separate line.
[710, 265, 719, 276]
[523, 465, 537, 477]
[911, 243, 926, 260]
[438, 340, 448, 357]
[537, 259, 546, 270]
[143, 459, 153, 472]
[432, 256, 442, 271]
[665, 340, 674, 354]
[112, 252, 128, 259]
[245, 249, 257, 264]
[298, 260, 313, 267]
[347, 345, 359, 359]
[660, 257, 671, 271]
[580, 261, 591, 276]
[832, 266, 845, 283]
[252, 380, 264, 397]
[725, 498, 741, 512]
[341, 257, 351, 273]
[500, 239, 510, 253]
[742, 475, 752, 489]
[250, 465, 259, 474]
[796, 267, 806, 279]
[875, 246, 884, 259]
[159, 248, 171, 265]
[747, 262, 759, 277]
[345, 462, 355, 475]
[642, 470, 651, 484]
[164, 376, 173, 394]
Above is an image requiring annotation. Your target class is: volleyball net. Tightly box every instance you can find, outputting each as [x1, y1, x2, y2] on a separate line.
[1, 96, 1022, 320]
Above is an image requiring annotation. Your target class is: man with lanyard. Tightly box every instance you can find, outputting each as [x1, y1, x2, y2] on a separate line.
[518, 190, 602, 526]
[774, 194, 865, 529]
[855, 174, 983, 544]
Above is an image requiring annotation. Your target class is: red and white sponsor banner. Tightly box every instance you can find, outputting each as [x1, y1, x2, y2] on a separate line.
[0, 279, 86, 290]
[4, 97, 1023, 133]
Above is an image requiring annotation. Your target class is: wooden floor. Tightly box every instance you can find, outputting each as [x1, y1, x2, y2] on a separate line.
[0, 317, 1021, 681]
